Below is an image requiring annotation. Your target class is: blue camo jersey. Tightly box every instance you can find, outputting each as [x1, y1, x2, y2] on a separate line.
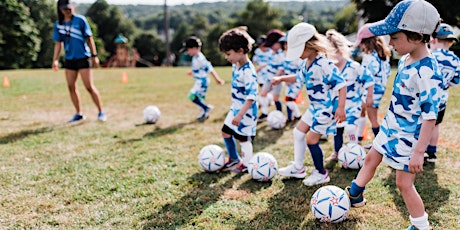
[339, 60, 374, 127]
[284, 58, 304, 99]
[296, 55, 346, 135]
[373, 55, 442, 172]
[252, 47, 272, 84]
[224, 62, 259, 136]
[52, 14, 92, 60]
[431, 48, 460, 109]
[189, 52, 214, 99]
[266, 48, 285, 81]
[361, 50, 391, 107]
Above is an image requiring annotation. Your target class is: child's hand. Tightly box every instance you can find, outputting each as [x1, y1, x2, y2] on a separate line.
[187, 71, 192, 76]
[217, 78, 225, 85]
[334, 108, 346, 123]
[365, 96, 374, 108]
[271, 77, 282, 86]
[232, 114, 243, 126]
[408, 151, 424, 173]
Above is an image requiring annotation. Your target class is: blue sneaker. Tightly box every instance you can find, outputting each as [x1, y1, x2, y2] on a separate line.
[98, 111, 107, 122]
[68, 114, 85, 123]
[345, 186, 366, 207]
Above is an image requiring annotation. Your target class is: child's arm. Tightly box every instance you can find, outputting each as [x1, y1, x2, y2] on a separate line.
[335, 86, 346, 123]
[365, 85, 374, 108]
[232, 99, 254, 126]
[409, 119, 436, 173]
[256, 63, 267, 73]
[271, 74, 296, 86]
[210, 69, 225, 85]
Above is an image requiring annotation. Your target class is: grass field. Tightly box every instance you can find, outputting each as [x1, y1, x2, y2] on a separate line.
[0, 67, 459, 229]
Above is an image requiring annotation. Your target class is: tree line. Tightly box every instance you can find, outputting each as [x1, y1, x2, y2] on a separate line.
[0, 0, 458, 70]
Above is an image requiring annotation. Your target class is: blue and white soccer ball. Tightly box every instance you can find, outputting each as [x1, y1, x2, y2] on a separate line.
[247, 152, 278, 181]
[143, 105, 161, 124]
[338, 143, 366, 169]
[266, 110, 286, 129]
[198, 145, 225, 172]
[310, 185, 350, 223]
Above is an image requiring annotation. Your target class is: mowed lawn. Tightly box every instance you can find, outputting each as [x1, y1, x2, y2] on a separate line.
[0, 67, 459, 229]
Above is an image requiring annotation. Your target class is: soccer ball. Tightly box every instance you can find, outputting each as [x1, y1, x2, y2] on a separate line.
[143, 105, 161, 124]
[247, 152, 278, 181]
[198, 145, 226, 172]
[310, 185, 350, 223]
[266, 110, 286, 129]
[338, 143, 366, 169]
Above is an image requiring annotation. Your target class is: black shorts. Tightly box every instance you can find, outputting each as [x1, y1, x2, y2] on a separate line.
[221, 124, 255, 142]
[63, 58, 92, 71]
[436, 106, 446, 125]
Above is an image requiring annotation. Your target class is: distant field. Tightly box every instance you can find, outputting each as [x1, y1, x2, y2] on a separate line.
[0, 67, 459, 229]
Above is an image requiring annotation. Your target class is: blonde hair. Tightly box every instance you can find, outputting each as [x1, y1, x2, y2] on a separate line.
[326, 29, 352, 58]
[305, 33, 334, 58]
[361, 36, 391, 61]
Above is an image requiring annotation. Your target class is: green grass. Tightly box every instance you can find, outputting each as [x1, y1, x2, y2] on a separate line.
[0, 67, 459, 229]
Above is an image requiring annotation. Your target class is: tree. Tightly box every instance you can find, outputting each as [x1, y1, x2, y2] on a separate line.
[0, 0, 40, 69]
[233, 0, 282, 40]
[133, 33, 164, 66]
[352, 0, 460, 27]
[86, 0, 136, 57]
[333, 3, 359, 35]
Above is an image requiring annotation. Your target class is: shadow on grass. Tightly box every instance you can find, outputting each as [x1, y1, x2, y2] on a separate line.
[383, 162, 450, 226]
[142, 171, 247, 229]
[0, 127, 54, 144]
[253, 123, 285, 151]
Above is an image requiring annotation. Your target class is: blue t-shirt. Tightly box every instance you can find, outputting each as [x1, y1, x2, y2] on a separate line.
[224, 61, 259, 136]
[431, 48, 460, 108]
[52, 14, 92, 60]
[373, 54, 442, 171]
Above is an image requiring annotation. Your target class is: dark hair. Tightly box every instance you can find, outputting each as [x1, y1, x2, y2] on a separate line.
[219, 28, 253, 54]
[361, 36, 391, 61]
[57, 4, 64, 24]
[401, 30, 431, 43]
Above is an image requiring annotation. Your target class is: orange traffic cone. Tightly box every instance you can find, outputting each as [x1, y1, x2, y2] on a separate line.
[295, 91, 305, 104]
[121, 72, 128, 83]
[3, 76, 10, 87]
[361, 123, 369, 140]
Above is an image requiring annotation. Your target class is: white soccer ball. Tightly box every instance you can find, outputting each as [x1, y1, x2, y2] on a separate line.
[247, 152, 278, 181]
[143, 105, 161, 124]
[310, 185, 351, 223]
[338, 143, 366, 169]
[266, 110, 286, 129]
[198, 145, 226, 172]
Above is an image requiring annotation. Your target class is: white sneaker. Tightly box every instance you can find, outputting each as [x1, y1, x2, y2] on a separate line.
[278, 162, 306, 178]
[303, 169, 330, 186]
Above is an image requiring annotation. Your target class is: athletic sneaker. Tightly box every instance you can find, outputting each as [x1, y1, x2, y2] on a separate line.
[196, 105, 213, 121]
[221, 158, 240, 172]
[345, 186, 367, 208]
[278, 162, 306, 178]
[406, 225, 418, 230]
[257, 113, 267, 122]
[426, 153, 437, 163]
[325, 152, 338, 162]
[98, 111, 107, 122]
[68, 113, 85, 123]
[303, 169, 330, 186]
[363, 144, 372, 151]
[232, 163, 247, 173]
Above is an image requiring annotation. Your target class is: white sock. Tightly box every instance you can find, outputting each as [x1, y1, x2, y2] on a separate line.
[410, 212, 429, 230]
[286, 101, 301, 117]
[240, 141, 253, 166]
[357, 117, 366, 139]
[259, 96, 269, 115]
[293, 128, 306, 169]
[345, 124, 358, 144]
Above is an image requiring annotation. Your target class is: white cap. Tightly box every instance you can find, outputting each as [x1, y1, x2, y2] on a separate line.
[286, 22, 316, 61]
[368, 0, 440, 36]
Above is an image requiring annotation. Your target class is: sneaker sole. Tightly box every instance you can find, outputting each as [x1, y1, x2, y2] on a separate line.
[278, 171, 306, 178]
[303, 177, 330, 186]
[351, 199, 367, 208]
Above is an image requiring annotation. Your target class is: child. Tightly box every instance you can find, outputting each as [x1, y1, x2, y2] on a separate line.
[345, 1, 442, 229]
[252, 35, 271, 87]
[426, 23, 460, 162]
[258, 30, 285, 121]
[278, 34, 303, 123]
[182, 36, 225, 121]
[218, 28, 259, 173]
[354, 29, 391, 146]
[324, 29, 374, 161]
[272, 22, 346, 186]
